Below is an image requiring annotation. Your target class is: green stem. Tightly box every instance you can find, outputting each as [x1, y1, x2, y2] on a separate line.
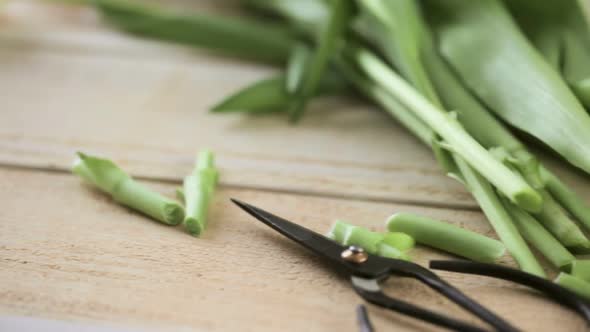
[334, 57, 435, 145]
[386, 212, 506, 264]
[113, 178, 184, 225]
[541, 166, 590, 232]
[327, 220, 412, 260]
[182, 150, 219, 236]
[571, 260, 590, 282]
[455, 160, 545, 276]
[73, 153, 184, 225]
[555, 273, 590, 300]
[337, 56, 543, 274]
[356, 49, 542, 212]
[502, 198, 575, 270]
[533, 190, 589, 248]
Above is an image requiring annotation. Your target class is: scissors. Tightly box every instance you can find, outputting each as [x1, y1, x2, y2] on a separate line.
[231, 198, 590, 332]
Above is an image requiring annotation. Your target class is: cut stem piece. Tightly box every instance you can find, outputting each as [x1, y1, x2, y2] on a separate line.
[181, 150, 219, 236]
[355, 49, 542, 212]
[555, 273, 590, 301]
[386, 212, 506, 264]
[73, 152, 184, 225]
[571, 260, 590, 282]
[326, 220, 412, 260]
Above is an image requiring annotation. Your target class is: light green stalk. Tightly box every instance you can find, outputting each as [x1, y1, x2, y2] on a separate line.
[355, 0, 441, 105]
[541, 167, 590, 232]
[326, 220, 412, 260]
[387, 212, 506, 264]
[571, 260, 590, 282]
[355, 49, 542, 212]
[334, 57, 435, 145]
[381, 232, 415, 252]
[94, 0, 296, 64]
[454, 159, 545, 276]
[533, 191, 589, 248]
[502, 198, 575, 270]
[376, 244, 410, 261]
[425, 0, 590, 174]
[73, 152, 184, 225]
[181, 150, 219, 236]
[555, 273, 590, 300]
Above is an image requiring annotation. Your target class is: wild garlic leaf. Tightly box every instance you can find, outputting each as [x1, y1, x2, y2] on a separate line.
[95, 0, 297, 64]
[426, 0, 590, 175]
[288, 0, 353, 122]
[211, 76, 292, 114]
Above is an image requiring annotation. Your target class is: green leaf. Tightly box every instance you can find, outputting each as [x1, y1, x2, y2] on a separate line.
[426, 0, 590, 175]
[242, 0, 329, 37]
[285, 43, 311, 94]
[211, 76, 291, 114]
[211, 71, 349, 114]
[288, 0, 353, 122]
[504, 0, 590, 107]
[95, 0, 297, 64]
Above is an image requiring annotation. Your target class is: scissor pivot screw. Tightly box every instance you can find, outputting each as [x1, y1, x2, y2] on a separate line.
[341, 246, 368, 264]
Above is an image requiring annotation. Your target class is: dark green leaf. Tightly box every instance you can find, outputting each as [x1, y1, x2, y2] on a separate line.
[95, 0, 297, 64]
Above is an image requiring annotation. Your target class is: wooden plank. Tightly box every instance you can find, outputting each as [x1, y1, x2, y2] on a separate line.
[0, 167, 585, 331]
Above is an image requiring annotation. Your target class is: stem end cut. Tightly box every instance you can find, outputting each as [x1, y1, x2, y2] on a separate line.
[513, 189, 543, 213]
[163, 202, 185, 226]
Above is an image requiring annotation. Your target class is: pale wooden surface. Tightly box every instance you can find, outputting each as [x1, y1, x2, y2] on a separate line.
[0, 168, 585, 332]
[0, 1, 588, 331]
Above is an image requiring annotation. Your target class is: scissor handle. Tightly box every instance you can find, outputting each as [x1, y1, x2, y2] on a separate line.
[352, 276, 490, 332]
[430, 260, 590, 324]
[416, 270, 519, 332]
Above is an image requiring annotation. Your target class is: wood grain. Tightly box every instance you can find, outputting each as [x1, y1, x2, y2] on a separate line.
[0, 167, 585, 332]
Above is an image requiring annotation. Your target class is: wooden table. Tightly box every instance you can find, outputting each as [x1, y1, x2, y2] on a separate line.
[0, 1, 588, 331]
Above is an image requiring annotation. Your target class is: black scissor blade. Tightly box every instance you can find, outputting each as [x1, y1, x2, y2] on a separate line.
[231, 198, 351, 265]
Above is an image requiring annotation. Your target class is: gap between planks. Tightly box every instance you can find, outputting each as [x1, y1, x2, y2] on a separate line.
[0, 162, 480, 212]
